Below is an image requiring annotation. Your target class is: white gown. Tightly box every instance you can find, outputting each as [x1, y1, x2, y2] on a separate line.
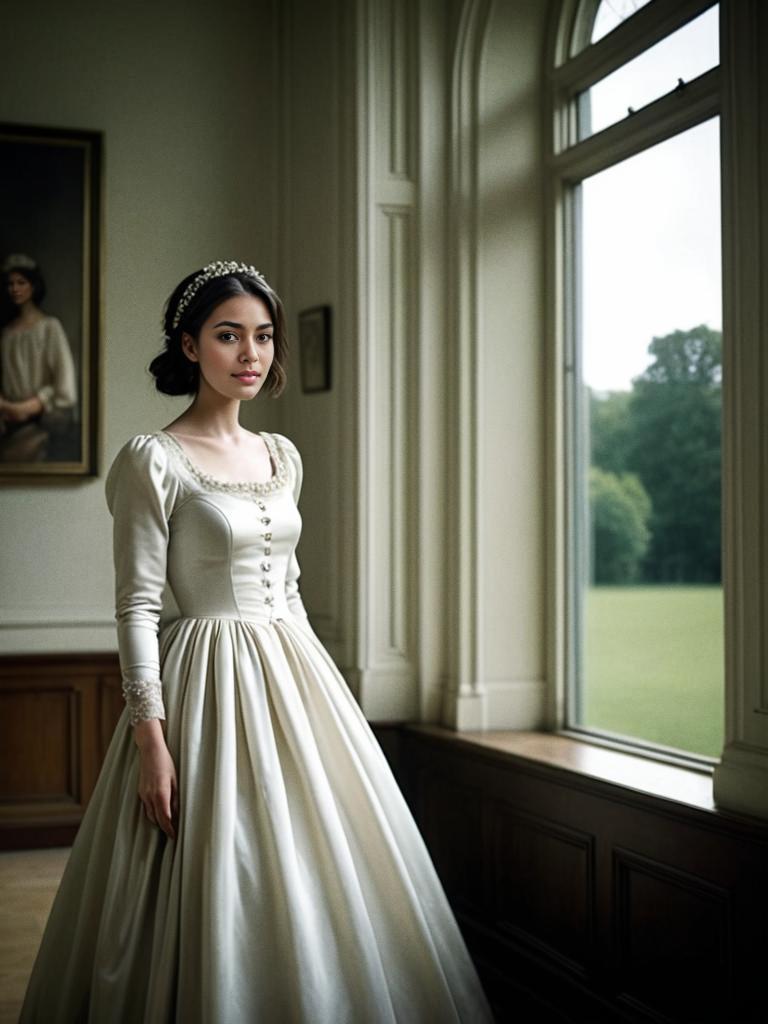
[20, 430, 495, 1023]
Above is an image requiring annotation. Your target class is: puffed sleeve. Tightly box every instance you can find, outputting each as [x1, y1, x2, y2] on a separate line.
[37, 318, 77, 412]
[274, 433, 311, 626]
[105, 434, 178, 725]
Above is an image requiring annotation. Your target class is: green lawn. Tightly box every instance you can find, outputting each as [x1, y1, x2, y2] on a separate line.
[583, 586, 724, 758]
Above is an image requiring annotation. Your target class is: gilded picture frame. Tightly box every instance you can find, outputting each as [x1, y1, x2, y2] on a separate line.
[0, 122, 102, 480]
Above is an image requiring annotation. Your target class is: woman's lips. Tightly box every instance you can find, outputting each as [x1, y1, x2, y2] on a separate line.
[233, 372, 260, 382]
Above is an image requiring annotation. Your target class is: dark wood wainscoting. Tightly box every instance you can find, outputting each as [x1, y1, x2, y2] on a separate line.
[384, 725, 768, 1024]
[0, 654, 124, 850]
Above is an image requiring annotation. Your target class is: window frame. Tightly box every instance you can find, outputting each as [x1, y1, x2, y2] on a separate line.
[546, 0, 723, 771]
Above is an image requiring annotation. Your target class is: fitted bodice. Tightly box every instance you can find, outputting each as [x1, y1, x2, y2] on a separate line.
[166, 485, 302, 623]
[154, 430, 305, 626]
[105, 430, 312, 701]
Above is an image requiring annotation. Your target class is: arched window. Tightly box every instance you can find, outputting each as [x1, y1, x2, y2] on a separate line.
[549, 0, 722, 763]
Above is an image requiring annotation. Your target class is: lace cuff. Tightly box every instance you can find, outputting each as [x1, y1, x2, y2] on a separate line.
[121, 677, 166, 726]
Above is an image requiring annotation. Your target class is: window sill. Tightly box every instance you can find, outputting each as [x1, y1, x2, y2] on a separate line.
[404, 724, 717, 815]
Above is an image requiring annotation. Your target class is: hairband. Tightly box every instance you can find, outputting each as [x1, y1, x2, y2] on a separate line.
[2, 253, 37, 273]
[171, 260, 268, 329]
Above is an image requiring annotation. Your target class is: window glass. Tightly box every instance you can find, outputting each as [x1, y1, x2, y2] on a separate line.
[591, 0, 653, 44]
[579, 6, 719, 139]
[575, 117, 723, 757]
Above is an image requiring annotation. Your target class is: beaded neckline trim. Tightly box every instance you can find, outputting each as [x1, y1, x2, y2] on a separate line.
[155, 429, 289, 496]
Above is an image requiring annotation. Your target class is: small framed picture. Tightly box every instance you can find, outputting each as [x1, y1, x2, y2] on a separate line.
[298, 306, 332, 393]
[0, 121, 102, 480]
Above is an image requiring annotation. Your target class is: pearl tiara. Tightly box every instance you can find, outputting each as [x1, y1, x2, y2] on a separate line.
[171, 260, 268, 330]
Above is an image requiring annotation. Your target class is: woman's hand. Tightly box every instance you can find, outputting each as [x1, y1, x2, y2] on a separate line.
[0, 396, 43, 423]
[134, 721, 178, 840]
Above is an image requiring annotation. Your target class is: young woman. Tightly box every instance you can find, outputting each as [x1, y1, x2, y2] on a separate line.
[20, 261, 494, 1023]
[0, 254, 78, 462]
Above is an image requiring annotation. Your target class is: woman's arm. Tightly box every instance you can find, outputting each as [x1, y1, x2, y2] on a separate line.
[0, 394, 44, 421]
[37, 318, 78, 412]
[106, 436, 179, 838]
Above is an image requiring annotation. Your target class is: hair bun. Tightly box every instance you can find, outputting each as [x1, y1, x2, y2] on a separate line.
[148, 343, 199, 397]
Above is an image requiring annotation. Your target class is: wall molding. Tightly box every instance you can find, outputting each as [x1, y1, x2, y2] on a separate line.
[354, 0, 420, 720]
[713, 0, 768, 819]
[441, 0, 493, 729]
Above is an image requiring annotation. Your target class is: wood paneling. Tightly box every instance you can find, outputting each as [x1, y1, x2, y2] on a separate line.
[0, 687, 79, 801]
[612, 848, 733, 1022]
[491, 803, 596, 977]
[395, 726, 768, 1024]
[417, 769, 485, 915]
[0, 655, 123, 850]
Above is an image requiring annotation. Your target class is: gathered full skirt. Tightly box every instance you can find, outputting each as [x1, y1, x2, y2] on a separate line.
[20, 616, 494, 1023]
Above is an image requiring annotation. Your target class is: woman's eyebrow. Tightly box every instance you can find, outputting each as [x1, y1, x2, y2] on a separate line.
[212, 320, 273, 330]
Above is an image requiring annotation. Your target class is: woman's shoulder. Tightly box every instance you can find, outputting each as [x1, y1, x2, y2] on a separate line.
[37, 315, 66, 338]
[270, 431, 301, 459]
[2, 314, 59, 337]
[105, 433, 178, 509]
[270, 432, 304, 496]
[271, 431, 303, 475]
[112, 431, 168, 462]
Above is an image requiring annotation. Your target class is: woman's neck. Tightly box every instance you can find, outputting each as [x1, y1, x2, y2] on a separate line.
[167, 390, 246, 441]
[10, 301, 43, 328]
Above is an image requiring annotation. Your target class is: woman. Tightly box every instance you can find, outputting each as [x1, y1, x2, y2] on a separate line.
[0, 254, 78, 462]
[20, 260, 494, 1023]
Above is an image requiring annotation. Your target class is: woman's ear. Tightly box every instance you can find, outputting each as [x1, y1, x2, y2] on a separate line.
[181, 332, 198, 363]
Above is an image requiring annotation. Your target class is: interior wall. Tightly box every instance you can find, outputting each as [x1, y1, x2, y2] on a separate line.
[276, 0, 549, 725]
[476, 0, 548, 725]
[0, 0, 279, 654]
[2, 0, 551, 734]
[272, 0, 357, 670]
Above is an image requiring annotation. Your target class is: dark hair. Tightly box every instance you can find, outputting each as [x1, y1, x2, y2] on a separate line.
[1, 262, 47, 326]
[149, 268, 288, 397]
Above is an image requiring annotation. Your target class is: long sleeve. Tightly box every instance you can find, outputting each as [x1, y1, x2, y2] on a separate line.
[36, 317, 78, 412]
[105, 435, 178, 725]
[274, 433, 311, 626]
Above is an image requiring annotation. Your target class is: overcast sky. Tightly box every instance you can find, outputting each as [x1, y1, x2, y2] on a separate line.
[581, 5, 721, 393]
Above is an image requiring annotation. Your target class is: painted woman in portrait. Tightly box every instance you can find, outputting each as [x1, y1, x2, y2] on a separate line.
[0, 254, 79, 462]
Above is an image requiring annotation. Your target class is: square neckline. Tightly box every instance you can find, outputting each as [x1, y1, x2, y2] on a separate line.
[156, 429, 289, 496]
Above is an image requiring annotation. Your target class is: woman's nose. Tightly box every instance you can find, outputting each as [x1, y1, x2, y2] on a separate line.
[243, 337, 260, 361]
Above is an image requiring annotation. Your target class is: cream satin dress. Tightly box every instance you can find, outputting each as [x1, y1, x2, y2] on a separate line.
[19, 431, 495, 1024]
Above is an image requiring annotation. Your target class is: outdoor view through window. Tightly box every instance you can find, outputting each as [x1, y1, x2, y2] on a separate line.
[573, 4, 722, 759]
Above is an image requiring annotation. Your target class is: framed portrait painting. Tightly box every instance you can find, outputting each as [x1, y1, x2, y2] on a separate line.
[0, 122, 102, 479]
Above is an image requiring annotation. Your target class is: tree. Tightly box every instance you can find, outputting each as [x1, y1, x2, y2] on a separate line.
[589, 467, 652, 583]
[625, 325, 721, 582]
[589, 389, 633, 475]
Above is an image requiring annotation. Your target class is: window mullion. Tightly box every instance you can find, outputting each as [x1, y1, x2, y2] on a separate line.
[563, 183, 585, 730]
[551, 66, 720, 180]
[552, 0, 717, 91]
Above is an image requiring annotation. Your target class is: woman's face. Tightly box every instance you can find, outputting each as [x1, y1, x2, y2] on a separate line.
[7, 271, 34, 307]
[182, 293, 275, 401]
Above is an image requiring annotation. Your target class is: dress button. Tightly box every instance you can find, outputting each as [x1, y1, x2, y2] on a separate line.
[264, 546, 271, 556]
[264, 531, 272, 541]
[263, 579, 273, 588]
[264, 595, 274, 605]
[261, 561, 271, 571]
[260, 516, 271, 525]
[257, 500, 267, 511]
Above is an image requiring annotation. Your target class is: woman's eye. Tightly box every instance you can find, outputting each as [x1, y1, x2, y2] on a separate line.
[218, 332, 238, 343]
[258, 334, 274, 344]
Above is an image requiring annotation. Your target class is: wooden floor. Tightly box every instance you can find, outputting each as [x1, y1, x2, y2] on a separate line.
[0, 847, 69, 1024]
